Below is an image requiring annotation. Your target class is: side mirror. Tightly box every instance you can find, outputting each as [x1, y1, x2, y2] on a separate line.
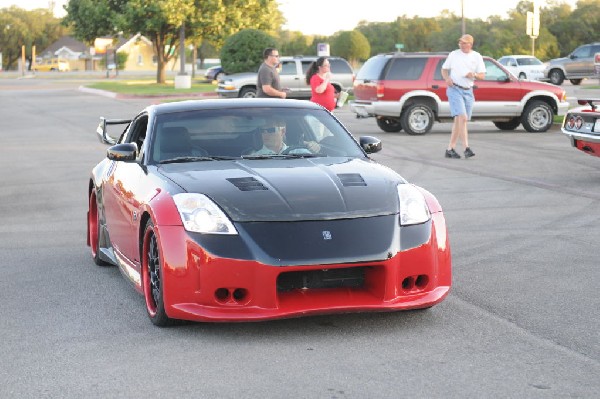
[107, 143, 138, 161]
[360, 136, 382, 154]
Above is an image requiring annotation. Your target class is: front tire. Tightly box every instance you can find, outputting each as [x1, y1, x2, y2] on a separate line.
[376, 117, 402, 133]
[521, 100, 554, 133]
[569, 79, 582, 85]
[142, 220, 172, 327]
[518, 72, 527, 80]
[549, 69, 564, 85]
[493, 118, 521, 131]
[400, 103, 434, 135]
[239, 87, 257, 98]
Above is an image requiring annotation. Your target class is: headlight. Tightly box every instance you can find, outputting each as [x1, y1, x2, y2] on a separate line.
[173, 193, 237, 235]
[397, 184, 430, 226]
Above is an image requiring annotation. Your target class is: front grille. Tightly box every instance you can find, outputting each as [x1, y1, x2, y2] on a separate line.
[277, 267, 366, 292]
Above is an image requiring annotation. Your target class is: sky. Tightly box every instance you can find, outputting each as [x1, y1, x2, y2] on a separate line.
[0, 0, 579, 36]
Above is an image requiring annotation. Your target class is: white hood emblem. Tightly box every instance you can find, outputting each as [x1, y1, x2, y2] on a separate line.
[322, 231, 332, 240]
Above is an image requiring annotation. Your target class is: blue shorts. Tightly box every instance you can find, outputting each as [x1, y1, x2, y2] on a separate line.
[447, 85, 474, 119]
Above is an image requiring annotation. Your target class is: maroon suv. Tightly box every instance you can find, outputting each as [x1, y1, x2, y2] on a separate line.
[350, 53, 569, 135]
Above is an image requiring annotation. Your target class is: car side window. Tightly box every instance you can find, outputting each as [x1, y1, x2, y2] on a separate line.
[572, 45, 591, 58]
[329, 59, 353, 74]
[126, 115, 148, 160]
[433, 58, 446, 80]
[301, 61, 312, 74]
[385, 58, 427, 80]
[280, 61, 297, 75]
[483, 60, 508, 81]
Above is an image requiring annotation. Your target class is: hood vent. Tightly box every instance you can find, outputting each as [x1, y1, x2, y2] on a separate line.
[227, 177, 268, 191]
[338, 173, 367, 187]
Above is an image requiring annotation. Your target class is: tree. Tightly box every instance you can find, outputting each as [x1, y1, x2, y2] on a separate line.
[188, 0, 282, 76]
[0, 6, 67, 70]
[62, 0, 115, 44]
[120, 0, 196, 83]
[64, 0, 195, 83]
[63, 0, 283, 83]
[330, 30, 370, 67]
[190, 0, 283, 50]
[220, 29, 277, 74]
[279, 31, 313, 56]
[356, 21, 397, 55]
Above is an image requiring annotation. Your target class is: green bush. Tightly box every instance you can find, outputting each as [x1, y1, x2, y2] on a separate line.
[220, 29, 278, 74]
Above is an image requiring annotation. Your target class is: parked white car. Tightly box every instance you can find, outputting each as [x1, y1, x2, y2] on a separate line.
[497, 55, 545, 81]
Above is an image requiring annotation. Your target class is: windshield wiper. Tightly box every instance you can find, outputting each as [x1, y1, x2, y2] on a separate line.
[241, 153, 319, 160]
[159, 155, 236, 164]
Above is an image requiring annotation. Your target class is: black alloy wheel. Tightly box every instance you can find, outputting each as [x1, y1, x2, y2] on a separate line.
[142, 220, 172, 327]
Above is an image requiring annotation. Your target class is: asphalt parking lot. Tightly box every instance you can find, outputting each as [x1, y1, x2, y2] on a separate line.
[1, 76, 599, 398]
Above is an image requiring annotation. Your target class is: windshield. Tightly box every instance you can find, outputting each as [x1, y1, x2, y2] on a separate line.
[150, 107, 365, 164]
[517, 57, 542, 66]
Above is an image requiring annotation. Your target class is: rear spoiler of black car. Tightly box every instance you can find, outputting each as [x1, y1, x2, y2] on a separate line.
[96, 117, 132, 145]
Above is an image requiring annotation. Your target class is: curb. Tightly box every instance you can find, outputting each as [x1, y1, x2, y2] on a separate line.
[78, 85, 218, 100]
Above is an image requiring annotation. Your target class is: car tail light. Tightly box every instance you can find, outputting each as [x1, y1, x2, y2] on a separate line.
[377, 82, 384, 98]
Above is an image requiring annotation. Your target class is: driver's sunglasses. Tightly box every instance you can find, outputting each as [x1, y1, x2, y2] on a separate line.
[261, 126, 284, 134]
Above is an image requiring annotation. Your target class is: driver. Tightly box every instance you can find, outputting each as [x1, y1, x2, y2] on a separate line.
[253, 118, 320, 155]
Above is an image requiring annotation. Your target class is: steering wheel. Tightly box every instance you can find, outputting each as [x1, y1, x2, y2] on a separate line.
[281, 145, 312, 155]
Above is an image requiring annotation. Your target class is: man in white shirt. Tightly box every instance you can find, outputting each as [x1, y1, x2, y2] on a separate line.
[441, 34, 486, 159]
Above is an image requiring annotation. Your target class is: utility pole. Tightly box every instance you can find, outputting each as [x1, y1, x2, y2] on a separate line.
[175, 23, 191, 89]
[461, 0, 466, 35]
[526, 2, 540, 56]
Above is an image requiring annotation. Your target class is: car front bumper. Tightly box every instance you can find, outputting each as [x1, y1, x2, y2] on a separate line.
[158, 213, 452, 322]
[562, 130, 600, 157]
[216, 88, 240, 98]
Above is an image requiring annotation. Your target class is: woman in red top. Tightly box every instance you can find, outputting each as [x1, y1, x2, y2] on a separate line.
[305, 57, 337, 111]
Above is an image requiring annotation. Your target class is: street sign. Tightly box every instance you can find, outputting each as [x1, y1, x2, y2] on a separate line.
[526, 11, 539, 38]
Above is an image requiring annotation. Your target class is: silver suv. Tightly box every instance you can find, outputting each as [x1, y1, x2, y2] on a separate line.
[217, 56, 354, 98]
[542, 42, 600, 85]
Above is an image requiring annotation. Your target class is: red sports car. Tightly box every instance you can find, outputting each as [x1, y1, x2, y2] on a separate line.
[562, 98, 600, 158]
[87, 98, 452, 326]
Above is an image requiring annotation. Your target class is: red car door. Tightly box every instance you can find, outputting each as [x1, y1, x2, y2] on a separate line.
[471, 58, 524, 118]
[102, 116, 150, 265]
[103, 162, 146, 265]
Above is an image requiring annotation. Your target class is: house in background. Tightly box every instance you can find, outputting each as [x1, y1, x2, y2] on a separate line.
[40, 33, 175, 72]
[116, 33, 160, 71]
[37, 35, 89, 70]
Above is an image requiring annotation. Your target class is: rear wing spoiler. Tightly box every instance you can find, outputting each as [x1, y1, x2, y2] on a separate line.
[576, 99, 600, 111]
[96, 117, 132, 145]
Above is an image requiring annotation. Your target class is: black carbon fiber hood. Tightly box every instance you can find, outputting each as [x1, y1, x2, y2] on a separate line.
[158, 157, 403, 222]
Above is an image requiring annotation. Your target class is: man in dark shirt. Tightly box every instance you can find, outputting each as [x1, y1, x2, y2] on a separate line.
[257, 48, 287, 98]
